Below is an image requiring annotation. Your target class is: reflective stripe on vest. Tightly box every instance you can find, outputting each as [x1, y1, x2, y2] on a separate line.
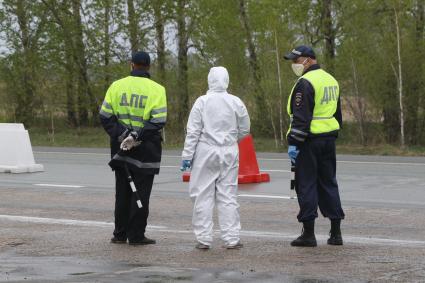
[287, 69, 340, 136]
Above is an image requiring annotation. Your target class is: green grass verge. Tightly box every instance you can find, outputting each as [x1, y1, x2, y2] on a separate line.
[29, 127, 110, 148]
[28, 126, 425, 156]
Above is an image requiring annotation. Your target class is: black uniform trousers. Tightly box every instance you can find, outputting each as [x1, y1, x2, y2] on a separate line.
[295, 136, 345, 222]
[113, 168, 154, 241]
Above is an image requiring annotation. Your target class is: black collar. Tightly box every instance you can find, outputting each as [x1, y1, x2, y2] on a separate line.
[130, 69, 151, 78]
[303, 64, 321, 75]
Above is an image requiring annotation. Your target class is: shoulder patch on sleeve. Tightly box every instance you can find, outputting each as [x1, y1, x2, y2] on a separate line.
[295, 92, 303, 107]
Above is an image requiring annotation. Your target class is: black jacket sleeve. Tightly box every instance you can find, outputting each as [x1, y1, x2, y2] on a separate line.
[334, 96, 343, 129]
[99, 114, 128, 141]
[287, 78, 315, 146]
[136, 121, 165, 142]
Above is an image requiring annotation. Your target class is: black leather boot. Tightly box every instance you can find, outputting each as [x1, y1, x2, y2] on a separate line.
[110, 236, 127, 244]
[327, 219, 343, 245]
[128, 236, 156, 246]
[291, 220, 317, 247]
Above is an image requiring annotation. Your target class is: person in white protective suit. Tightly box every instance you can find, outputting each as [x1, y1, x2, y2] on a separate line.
[181, 66, 250, 250]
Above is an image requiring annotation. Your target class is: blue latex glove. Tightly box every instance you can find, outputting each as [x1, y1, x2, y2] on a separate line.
[288, 145, 299, 164]
[180, 160, 192, 171]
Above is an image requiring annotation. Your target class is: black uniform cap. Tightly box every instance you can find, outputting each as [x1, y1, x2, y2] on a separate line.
[284, 45, 316, 60]
[131, 51, 150, 66]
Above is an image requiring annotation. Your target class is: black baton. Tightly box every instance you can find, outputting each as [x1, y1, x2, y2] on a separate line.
[123, 162, 143, 208]
[290, 161, 297, 199]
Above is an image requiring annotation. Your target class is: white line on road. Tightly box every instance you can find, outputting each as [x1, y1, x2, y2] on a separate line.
[0, 215, 167, 229]
[239, 194, 296, 200]
[34, 151, 425, 166]
[1, 214, 424, 247]
[238, 231, 425, 247]
[34, 183, 85, 188]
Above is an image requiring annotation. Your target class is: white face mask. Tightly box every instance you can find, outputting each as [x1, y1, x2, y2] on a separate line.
[291, 58, 308, 77]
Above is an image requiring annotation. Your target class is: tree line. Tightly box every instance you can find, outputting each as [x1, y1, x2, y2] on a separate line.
[0, 0, 424, 147]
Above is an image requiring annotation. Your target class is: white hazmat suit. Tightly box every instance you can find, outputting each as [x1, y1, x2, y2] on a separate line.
[182, 66, 250, 247]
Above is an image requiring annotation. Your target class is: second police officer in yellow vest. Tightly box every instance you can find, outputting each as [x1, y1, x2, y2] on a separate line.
[99, 51, 166, 245]
[284, 46, 345, 247]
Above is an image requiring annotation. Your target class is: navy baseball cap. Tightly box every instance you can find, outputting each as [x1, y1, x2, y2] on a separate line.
[131, 51, 150, 66]
[284, 45, 316, 60]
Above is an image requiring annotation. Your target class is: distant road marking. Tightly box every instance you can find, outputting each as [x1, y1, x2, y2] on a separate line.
[1, 214, 424, 247]
[336, 160, 425, 166]
[261, 169, 290, 172]
[34, 183, 85, 188]
[259, 159, 425, 166]
[34, 151, 425, 166]
[239, 194, 295, 200]
[34, 151, 107, 156]
[161, 166, 289, 172]
[170, 155, 425, 166]
[0, 215, 166, 229]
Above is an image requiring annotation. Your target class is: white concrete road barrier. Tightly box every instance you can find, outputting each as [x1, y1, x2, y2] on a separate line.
[0, 123, 44, 173]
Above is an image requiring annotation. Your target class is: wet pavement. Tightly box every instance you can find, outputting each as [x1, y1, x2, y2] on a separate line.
[0, 147, 425, 282]
[0, 250, 351, 283]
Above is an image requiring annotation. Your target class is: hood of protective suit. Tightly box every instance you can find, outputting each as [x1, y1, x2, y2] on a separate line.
[208, 66, 229, 92]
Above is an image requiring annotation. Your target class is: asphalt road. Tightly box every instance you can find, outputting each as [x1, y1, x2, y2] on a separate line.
[1, 147, 425, 282]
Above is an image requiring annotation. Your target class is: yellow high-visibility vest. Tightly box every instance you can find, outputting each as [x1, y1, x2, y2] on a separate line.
[287, 69, 340, 136]
[100, 76, 167, 131]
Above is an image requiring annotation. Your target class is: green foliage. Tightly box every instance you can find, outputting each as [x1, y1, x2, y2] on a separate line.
[0, 0, 424, 147]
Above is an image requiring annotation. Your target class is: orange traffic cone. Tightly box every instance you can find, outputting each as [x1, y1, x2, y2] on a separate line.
[237, 134, 270, 183]
[182, 134, 270, 184]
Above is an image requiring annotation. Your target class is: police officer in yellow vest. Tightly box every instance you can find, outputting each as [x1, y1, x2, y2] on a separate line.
[99, 51, 167, 245]
[284, 46, 344, 247]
